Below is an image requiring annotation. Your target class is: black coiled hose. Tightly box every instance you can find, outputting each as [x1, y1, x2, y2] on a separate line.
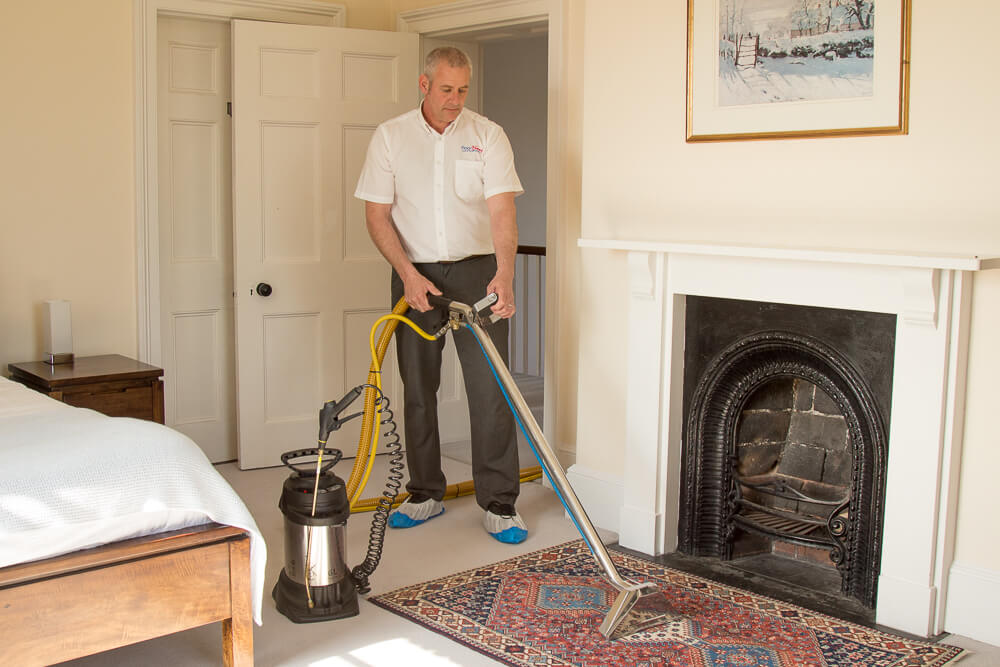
[350, 385, 404, 594]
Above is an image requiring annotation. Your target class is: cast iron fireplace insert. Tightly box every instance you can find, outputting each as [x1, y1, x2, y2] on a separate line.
[678, 297, 894, 610]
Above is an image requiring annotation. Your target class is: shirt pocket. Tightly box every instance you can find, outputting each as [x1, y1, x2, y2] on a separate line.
[454, 160, 485, 202]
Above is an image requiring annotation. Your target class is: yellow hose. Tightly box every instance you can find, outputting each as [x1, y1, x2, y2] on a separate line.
[351, 466, 543, 512]
[345, 297, 543, 512]
[348, 311, 437, 506]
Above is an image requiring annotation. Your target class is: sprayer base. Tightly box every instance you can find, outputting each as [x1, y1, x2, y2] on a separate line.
[273, 570, 359, 623]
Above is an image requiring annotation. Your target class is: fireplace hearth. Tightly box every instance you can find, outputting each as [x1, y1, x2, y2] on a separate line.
[679, 297, 894, 609]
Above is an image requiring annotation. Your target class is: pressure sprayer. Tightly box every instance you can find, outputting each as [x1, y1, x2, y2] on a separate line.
[273, 294, 672, 639]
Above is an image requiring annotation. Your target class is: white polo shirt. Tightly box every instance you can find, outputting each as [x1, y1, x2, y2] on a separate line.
[354, 106, 523, 263]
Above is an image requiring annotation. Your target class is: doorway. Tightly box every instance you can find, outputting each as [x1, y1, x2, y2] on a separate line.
[428, 29, 550, 466]
[138, 1, 562, 467]
[137, 0, 344, 465]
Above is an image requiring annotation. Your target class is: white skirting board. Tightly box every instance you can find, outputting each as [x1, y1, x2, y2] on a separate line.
[565, 464, 623, 535]
[945, 561, 1000, 646]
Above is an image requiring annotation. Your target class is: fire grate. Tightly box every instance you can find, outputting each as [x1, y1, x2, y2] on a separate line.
[680, 330, 888, 608]
[732, 474, 849, 554]
[738, 510, 825, 537]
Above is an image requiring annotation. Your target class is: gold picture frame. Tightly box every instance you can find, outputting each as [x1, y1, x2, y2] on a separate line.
[686, 0, 911, 142]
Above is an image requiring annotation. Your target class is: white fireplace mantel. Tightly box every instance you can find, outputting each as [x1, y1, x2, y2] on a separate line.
[573, 239, 999, 638]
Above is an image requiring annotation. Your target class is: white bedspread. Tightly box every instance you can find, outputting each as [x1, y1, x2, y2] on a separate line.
[0, 375, 267, 624]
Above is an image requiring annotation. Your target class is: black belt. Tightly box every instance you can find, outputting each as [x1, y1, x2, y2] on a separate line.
[436, 254, 489, 265]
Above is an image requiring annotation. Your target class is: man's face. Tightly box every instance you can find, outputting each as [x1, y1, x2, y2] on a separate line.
[419, 63, 470, 132]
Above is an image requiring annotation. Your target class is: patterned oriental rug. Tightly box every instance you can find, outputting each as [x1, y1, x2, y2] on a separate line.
[371, 541, 965, 667]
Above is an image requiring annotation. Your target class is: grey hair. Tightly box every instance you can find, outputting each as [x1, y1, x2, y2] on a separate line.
[424, 46, 472, 82]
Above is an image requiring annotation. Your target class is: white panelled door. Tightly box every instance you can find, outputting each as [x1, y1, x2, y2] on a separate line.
[158, 17, 236, 462]
[232, 21, 419, 469]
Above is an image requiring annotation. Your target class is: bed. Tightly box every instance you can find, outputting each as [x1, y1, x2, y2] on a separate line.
[0, 374, 266, 666]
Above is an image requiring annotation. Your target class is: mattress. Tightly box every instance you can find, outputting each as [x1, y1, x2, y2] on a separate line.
[0, 374, 267, 623]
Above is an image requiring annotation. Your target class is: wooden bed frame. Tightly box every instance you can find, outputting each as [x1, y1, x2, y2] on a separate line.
[0, 522, 253, 666]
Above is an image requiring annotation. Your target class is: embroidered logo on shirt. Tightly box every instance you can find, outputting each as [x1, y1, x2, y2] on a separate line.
[461, 145, 483, 153]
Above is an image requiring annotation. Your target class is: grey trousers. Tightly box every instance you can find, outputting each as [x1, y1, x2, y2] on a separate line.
[391, 255, 519, 510]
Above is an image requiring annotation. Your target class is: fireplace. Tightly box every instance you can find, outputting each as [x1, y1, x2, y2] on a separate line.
[571, 240, 997, 638]
[679, 297, 895, 609]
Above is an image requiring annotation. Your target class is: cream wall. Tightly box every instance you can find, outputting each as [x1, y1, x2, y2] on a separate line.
[1, 2, 137, 371]
[574, 0, 1000, 582]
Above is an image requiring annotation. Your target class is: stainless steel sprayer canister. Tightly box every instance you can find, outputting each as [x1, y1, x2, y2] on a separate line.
[272, 448, 359, 623]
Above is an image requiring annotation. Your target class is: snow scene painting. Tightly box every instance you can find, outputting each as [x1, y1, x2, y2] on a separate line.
[719, 0, 876, 107]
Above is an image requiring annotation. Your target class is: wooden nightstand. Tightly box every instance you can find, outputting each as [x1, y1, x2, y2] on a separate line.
[8, 354, 164, 423]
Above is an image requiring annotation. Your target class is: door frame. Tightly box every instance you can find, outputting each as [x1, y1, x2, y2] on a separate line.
[398, 0, 565, 451]
[133, 0, 344, 370]
[134, 0, 567, 451]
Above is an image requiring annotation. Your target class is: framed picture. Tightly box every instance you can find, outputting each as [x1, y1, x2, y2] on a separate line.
[686, 0, 911, 141]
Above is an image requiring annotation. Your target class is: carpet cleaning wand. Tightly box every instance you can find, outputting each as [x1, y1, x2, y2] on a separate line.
[274, 294, 671, 638]
[427, 294, 675, 640]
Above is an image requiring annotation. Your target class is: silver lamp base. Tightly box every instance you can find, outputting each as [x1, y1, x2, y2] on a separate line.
[44, 352, 74, 365]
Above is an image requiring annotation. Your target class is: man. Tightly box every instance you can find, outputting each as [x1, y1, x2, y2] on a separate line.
[354, 47, 527, 544]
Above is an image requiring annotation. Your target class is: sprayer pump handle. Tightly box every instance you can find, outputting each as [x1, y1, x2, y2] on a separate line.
[280, 447, 342, 474]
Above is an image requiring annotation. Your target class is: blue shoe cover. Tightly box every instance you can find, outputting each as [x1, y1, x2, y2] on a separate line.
[388, 505, 443, 528]
[484, 503, 528, 543]
[488, 526, 528, 544]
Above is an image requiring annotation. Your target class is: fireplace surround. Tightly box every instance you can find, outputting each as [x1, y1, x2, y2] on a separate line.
[572, 239, 999, 638]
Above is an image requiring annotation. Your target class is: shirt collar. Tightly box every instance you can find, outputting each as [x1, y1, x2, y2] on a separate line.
[417, 105, 465, 136]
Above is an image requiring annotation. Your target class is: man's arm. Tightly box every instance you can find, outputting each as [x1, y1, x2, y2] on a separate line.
[485, 191, 518, 319]
[365, 201, 440, 311]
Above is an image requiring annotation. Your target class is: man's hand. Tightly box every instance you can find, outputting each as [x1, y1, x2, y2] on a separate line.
[487, 274, 515, 319]
[365, 201, 442, 311]
[402, 271, 442, 312]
